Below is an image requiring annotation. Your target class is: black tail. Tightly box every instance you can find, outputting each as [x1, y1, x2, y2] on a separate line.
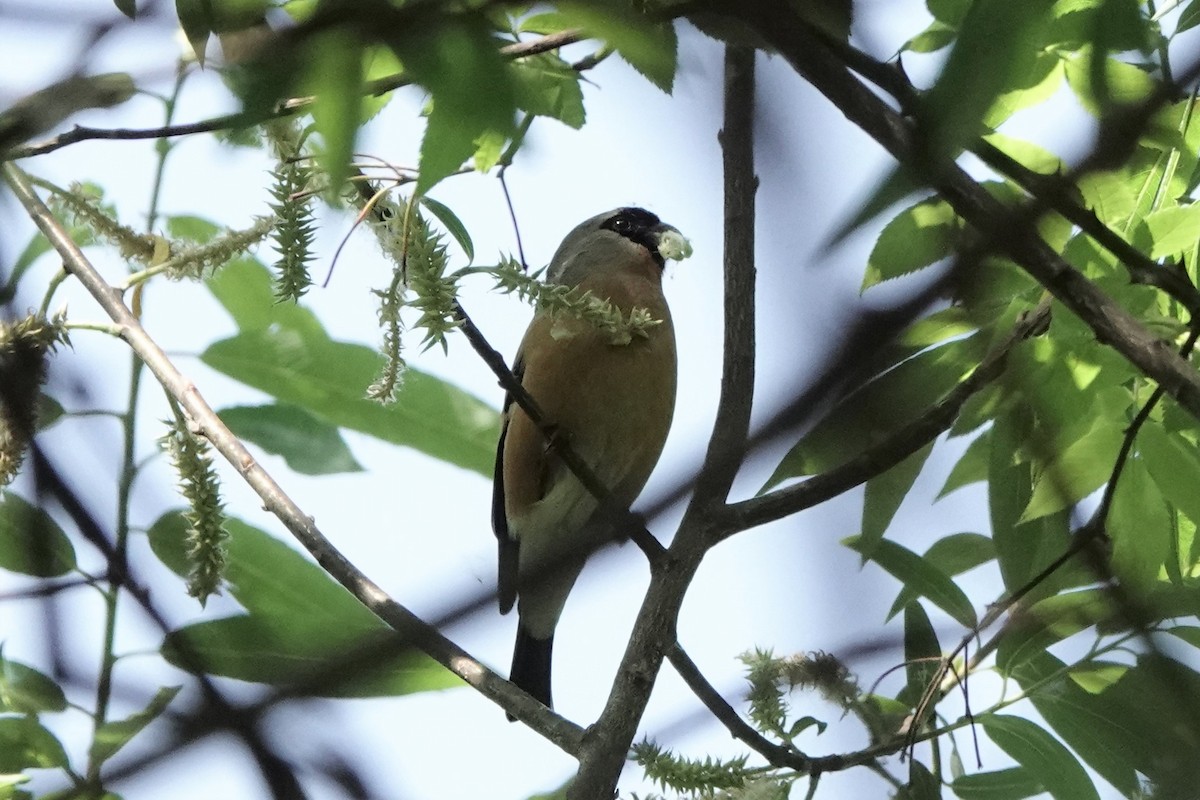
[507, 627, 554, 721]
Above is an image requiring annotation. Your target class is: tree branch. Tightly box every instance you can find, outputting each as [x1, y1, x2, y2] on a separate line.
[7, 30, 584, 159]
[693, 43, 758, 505]
[569, 44, 761, 798]
[1, 160, 585, 753]
[740, 3, 1200, 424]
[666, 642, 812, 771]
[723, 297, 1051, 536]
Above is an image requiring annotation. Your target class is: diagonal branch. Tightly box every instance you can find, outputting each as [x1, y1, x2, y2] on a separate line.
[820, 35, 1200, 315]
[740, 2, 1200, 424]
[723, 298, 1052, 536]
[1, 160, 584, 752]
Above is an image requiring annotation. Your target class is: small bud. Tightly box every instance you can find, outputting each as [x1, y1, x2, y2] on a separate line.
[657, 229, 693, 261]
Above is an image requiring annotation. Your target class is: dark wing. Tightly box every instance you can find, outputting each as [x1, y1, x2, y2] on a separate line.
[493, 356, 523, 614]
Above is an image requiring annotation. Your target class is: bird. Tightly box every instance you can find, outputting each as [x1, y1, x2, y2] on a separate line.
[492, 207, 692, 715]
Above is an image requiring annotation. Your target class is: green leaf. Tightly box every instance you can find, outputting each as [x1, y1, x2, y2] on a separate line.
[89, 686, 181, 766]
[393, 15, 516, 194]
[149, 512, 460, 697]
[114, 0, 136, 18]
[1179, 0, 1200, 35]
[982, 714, 1100, 800]
[787, 716, 827, 737]
[862, 198, 959, 290]
[308, 30, 364, 195]
[36, 394, 65, 431]
[1049, 0, 1149, 51]
[203, 256, 324, 336]
[0, 772, 30, 796]
[996, 589, 1117, 673]
[845, 536, 976, 627]
[419, 195, 475, 264]
[900, 601, 941, 709]
[551, 2, 677, 92]
[1141, 204, 1200, 259]
[982, 133, 1066, 175]
[983, 53, 1064, 129]
[860, 443, 934, 555]
[1166, 624, 1200, 649]
[919, 0, 1055, 158]
[1021, 417, 1124, 521]
[510, 53, 585, 129]
[0, 652, 67, 713]
[361, 45, 403, 122]
[1090, 654, 1200, 794]
[176, 0, 212, 63]
[1067, 660, 1127, 693]
[898, 306, 980, 350]
[472, 129, 506, 173]
[1142, 419, 1200, 525]
[827, 167, 921, 248]
[149, 512, 359, 621]
[1077, 169, 1138, 228]
[938, 430, 991, 498]
[764, 335, 986, 488]
[951, 768, 1042, 800]
[163, 616, 459, 697]
[218, 404, 363, 475]
[167, 214, 220, 244]
[0, 716, 69, 771]
[1009, 651, 1140, 796]
[204, 261, 499, 476]
[1108, 457, 1171, 591]
[989, 416, 1083, 602]
[1064, 49, 1156, 113]
[927, 0, 971, 26]
[903, 20, 957, 53]
[899, 759, 941, 800]
[0, 494, 76, 577]
[890, 532, 995, 615]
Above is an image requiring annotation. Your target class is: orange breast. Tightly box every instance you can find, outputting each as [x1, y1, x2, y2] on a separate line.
[503, 267, 677, 518]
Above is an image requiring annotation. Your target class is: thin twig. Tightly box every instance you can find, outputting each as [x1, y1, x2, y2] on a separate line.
[724, 297, 1052, 535]
[9, 31, 585, 159]
[666, 642, 810, 771]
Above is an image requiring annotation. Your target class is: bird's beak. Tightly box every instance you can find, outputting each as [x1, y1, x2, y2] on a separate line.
[653, 225, 693, 262]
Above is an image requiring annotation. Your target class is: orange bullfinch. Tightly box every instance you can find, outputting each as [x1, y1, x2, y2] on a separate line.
[492, 207, 692, 714]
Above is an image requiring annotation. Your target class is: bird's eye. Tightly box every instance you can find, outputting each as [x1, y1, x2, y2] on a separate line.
[612, 217, 632, 233]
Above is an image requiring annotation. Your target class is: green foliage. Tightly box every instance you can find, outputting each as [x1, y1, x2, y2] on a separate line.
[217, 404, 363, 475]
[89, 686, 182, 767]
[0, 651, 67, 713]
[202, 258, 500, 475]
[150, 512, 460, 697]
[0, 494, 76, 577]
